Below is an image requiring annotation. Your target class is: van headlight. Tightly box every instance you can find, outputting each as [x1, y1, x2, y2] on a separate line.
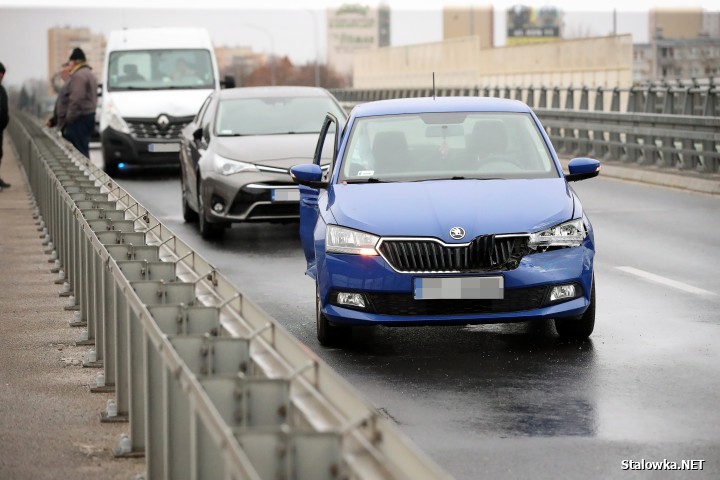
[102, 101, 130, 134]
[326, 225, 379, 256]
[213, 154, 259, 176]
[528, 219, 586, 249]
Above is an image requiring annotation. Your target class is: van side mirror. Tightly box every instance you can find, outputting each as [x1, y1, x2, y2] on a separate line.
[221, 76, 236, 89]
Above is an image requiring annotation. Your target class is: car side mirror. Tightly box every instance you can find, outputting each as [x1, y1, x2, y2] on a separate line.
[290, 164, 328, 189]
[566, 157, 600, 182]
[193, 127, 204, 142]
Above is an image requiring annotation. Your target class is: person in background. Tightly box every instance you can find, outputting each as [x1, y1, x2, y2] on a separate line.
[0, 61, 10, 190]
[46, 62, 71, 130]
[62, 47, 97, 158]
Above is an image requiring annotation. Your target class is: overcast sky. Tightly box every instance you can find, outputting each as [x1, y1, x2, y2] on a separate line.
[1, 0, 718, 88]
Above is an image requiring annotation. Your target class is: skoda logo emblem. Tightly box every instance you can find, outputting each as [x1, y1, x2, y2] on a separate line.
[449, 227, 465, 240]
[157, 114, 170, 130]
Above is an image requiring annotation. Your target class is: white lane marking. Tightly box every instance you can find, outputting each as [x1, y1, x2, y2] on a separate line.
[616, 266, 717, 297]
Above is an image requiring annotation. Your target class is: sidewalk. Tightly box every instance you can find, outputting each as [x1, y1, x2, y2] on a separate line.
[0, 136, 145, 479]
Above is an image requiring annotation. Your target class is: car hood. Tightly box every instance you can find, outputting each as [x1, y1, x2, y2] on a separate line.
[108, 90, 214, 118]
[328, 179, 574, 241]
[212, 134, 319, 167]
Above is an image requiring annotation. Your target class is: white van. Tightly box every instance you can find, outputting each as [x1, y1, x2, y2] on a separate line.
[100, 27, 228, 175]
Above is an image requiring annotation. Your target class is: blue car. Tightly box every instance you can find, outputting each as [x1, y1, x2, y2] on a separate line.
[291, 97, 600, 346]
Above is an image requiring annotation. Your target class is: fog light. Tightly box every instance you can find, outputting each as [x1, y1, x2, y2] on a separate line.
[212, 202, 224, 213]
[337, 292, 366, 308]
[550, 284, 576, 302]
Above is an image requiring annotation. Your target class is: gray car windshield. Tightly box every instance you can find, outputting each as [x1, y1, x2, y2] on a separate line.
[107, 49, 215, 91]
[339, 112, 560, 182]
[214, 97, 346, 136]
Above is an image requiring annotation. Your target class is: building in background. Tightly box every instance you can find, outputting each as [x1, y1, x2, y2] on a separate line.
[442, 5, 493, 49]
[506, 4, 562, 46]
[633, 8, 720, 83]
[47, 27, 105, 94]
[326, 3, 390, 78]
[649, 8, 704, 40]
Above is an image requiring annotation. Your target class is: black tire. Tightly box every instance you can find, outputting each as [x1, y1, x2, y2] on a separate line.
[180, 173, 198, 223]
[316, 283, 351, 346]
[103, 152, 118, 177]
[197, 181, 225, 240]
[555, 280, 595, 340]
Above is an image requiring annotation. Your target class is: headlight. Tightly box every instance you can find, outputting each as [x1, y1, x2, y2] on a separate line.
[326, 225, 379, 255]
[213, 154, 259, 176]
[102, 101, 129, 134]
[528, 219, 586, 249]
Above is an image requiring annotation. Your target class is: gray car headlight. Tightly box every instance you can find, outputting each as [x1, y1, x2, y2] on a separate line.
[528, 219, 586, 249]
[213, 154, 259, 176]
[326, 225, 380, 256]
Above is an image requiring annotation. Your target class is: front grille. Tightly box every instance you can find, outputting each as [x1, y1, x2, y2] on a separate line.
[228, 184, 299, 219]
[359, 285, 547, 316]
[378, 235, 529, 273]
[127, 117, 192, 139]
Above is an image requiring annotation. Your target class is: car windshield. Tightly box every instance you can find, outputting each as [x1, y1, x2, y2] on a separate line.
[214, 96, 346, 136]
[339, 112, 559, 182]
[107, 49, 215, 91]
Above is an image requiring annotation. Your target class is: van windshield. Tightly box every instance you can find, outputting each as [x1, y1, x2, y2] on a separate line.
[107, 49, 215, 91]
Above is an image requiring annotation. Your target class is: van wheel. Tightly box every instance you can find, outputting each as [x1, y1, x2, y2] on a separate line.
[316, 283, 351, 346]
[103, 152, 118, 177]
[555, 280, 595, 340]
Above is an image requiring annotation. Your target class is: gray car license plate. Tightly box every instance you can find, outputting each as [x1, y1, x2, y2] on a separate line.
[272, 188, 300, 202]
[414, 276, 504, 300]
[147, 143, 180, 153]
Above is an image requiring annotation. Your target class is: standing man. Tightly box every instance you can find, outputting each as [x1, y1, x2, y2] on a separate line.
[0, 62, 10, 190]
[63, 48, 97, 158]
[46, 62, 71, 130]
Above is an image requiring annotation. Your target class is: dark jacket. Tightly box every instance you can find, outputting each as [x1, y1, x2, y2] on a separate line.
[48, 82, 70, 128]
[0, 83, 8, 131]
[64, 63, 97, 125]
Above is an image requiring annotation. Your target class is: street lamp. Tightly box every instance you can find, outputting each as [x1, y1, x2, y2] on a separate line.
[243, 23, 276, 86]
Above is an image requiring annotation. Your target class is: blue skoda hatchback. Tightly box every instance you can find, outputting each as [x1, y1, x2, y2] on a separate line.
[291, 97, 600, 346]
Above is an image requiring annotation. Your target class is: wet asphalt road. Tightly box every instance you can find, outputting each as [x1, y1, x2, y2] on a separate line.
[93, 151, 720, 479]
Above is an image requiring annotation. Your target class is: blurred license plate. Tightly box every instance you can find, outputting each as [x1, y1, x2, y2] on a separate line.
[272, 189, 300, 202]
[147, 143, 180, 153]
[414, 276, 504, 300]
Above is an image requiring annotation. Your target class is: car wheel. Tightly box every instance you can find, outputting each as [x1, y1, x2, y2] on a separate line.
[554, 280, 595, 340]
[197, 181, 225, 240]
[180, 173, 198, 223]
[316, 283, 351, 346]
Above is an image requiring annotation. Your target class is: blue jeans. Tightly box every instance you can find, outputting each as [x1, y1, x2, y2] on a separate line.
[63, 113, 95, 158]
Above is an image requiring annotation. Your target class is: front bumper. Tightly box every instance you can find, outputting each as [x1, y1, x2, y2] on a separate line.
[101, 128, 181, 166]
[318, 244, 594, 326]
[201, 172, 300, 223]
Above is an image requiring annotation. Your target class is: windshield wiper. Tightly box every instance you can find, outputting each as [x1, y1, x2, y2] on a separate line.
[411, 176, 505, 182]
[345, 177, 391, 184]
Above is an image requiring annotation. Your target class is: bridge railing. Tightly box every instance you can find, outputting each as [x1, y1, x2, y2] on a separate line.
[7, 112, 452, 480]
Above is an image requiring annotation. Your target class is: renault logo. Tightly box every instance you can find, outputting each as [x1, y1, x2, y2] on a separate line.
[449, 227, 465, 240]
[157, 114, 170, 130]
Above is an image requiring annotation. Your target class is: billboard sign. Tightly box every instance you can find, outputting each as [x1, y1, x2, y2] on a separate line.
[507, 4, 561, 45]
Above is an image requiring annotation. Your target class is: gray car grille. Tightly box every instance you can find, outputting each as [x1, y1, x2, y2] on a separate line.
[378, 235, 529, 273]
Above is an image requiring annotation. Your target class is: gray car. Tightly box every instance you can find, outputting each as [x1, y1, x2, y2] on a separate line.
[179, 86, 347, 239]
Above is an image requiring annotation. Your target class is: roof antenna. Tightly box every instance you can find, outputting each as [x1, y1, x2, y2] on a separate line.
[432, 72, 436, 100]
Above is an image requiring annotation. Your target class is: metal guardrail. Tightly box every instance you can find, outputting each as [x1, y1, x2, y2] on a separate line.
[7, 111, 452, 480]
[332, 86, 720, 174]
